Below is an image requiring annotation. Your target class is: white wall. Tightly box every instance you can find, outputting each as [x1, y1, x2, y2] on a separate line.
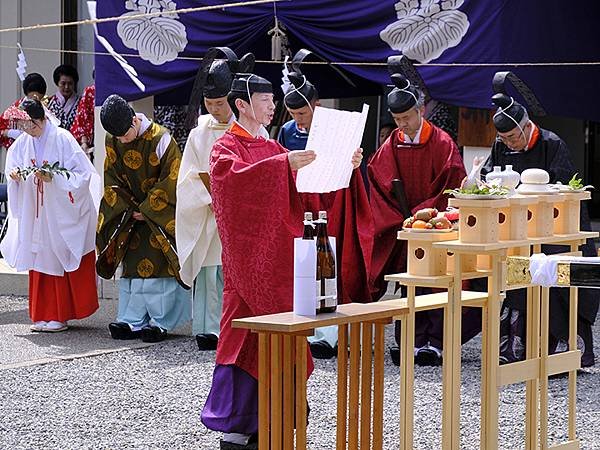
[0, 0, 62, 107]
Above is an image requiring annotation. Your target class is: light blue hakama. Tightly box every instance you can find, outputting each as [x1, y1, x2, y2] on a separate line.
[118, 278, 192, 331]
[192, 265, 224, 336]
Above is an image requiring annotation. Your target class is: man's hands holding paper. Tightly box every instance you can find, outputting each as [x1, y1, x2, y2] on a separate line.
[288, 150, 316, 171]
[351, 148, 363, 169]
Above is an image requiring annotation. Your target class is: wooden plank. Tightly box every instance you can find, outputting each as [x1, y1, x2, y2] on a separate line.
[547, 351, 581, 376]
[384, 270, 493, 287]
[271, 335, 282, 450]
[434, 239, 528, 253]
[233, 301, 408, 333]
[336, 324, 348, 450]
[450, 261, 463, 450]
[396, 230, 458, 241]
[401, 287, 416, 450]
[360, 322, 373, 450]
[282, 335, 294, 449]
[548, 440, 580, 450]
[457, 107, 496, 147]
[372, 323, 385, 450]
[525, 286, 539, 450]
[449, 197, 510, 208]
[568, 280, 578, 440]
[480, 304, 489, 447]
[348, 323, 361, 450]
[497, 358, 539, 386]
[386, 291, 488, 317]
[540, 287, 550, 450]
[295, 337, 307, 450]
[258, 333, 270, 450]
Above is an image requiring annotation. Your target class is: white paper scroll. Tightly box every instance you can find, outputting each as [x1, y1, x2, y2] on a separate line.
[296, 104, 369, 193]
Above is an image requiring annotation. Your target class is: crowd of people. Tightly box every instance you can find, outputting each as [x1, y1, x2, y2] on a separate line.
[0, 50, 596, 449]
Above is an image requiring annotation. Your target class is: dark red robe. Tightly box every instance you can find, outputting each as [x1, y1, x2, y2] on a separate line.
[300, 175, 374, 304]
[209, 126, 314, 379]
[368, 121, 467, 300]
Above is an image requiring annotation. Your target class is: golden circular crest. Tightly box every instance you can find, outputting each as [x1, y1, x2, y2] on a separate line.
[165, 219, 176, 235]
[149, 188, 169, 211]
[123, 150, 143, 170]
[137, 258, 154, 277]
[96, 212, 104, 232]
[129, 232, 141, 250]
[149, 152, 160, 167]
[103, 187, 117, 207]
[149, 233, 161, 249]
[156, 234, 171, 253]
[168, 158, 181, 181]
[141, 177, 157, 193]
[106, 146, 117, 165]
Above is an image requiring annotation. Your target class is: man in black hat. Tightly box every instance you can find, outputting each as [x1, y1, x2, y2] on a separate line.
[177, 48, 242, 352]
[276, 54, 374, 360]
[481, 91, 598, 367]
[96, 94, 191, 343]
[368, 62, 471, 367]
[201, 57, 363, 447]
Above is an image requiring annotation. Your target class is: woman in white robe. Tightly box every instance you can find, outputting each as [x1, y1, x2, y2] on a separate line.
[0, 98, 101, 332]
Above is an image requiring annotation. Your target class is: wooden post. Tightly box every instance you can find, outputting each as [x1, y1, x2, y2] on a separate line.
[283, 335, 294, 449]
[336, 324, 348, 450]
[525, 286, 540, 450]
[540, 287, 550, 449]
[400, 285, 416, 450]
[568, 244, 578, 440]
[372, 322, 386, 450]
[360, 322, 373, 449]
[271, 334, 283, 450]
[295, 337, 307, 450]
[348, 323, 361, 450]
[259, 333, 270, 450]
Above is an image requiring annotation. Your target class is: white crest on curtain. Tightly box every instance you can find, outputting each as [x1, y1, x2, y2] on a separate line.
[380, 0, 470, 63]
[117, 0, 188, 66]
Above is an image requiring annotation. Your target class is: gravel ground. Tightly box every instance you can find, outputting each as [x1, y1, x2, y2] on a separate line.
[0, 296, 598, 450]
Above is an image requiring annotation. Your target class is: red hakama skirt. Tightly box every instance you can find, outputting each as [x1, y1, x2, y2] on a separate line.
[28, 251, 99, 322]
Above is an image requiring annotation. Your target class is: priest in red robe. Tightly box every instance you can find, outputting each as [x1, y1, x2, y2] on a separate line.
[368, 65, 478, 366]
[201, 64, 363, 449]
[278, 54, 374, 359]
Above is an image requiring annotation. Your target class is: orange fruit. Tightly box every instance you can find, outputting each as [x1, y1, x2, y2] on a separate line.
[412, 220, 428, 229]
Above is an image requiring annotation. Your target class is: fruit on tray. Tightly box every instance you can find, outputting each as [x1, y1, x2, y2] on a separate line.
[403, 208, 453, 230]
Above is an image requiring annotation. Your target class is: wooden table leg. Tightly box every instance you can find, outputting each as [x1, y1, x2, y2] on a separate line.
[525, 286, 540, 450]
[540, 287, 550, 450]
[259, 333, 270, 450]
[568, 242, 579, 441]
[451, 255, 463, 450]
[337, 324, 349, 450]
[271, 334, 283, 450]
[360, 322, 373, 449]
[483, 253, 503, 450]
[283, 335, 294, 449]
[480, 302, 489, 447]
[400, 286, 416, 450]
[348, 322, 361, 450]
[372, 322, 385, 450]
[295, 337, 307, 450]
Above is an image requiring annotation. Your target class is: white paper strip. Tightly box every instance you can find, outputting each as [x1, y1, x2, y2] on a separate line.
[296, 104, 369, 193]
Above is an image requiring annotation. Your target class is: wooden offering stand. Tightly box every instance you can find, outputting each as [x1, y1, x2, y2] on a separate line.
[387, 190, 596, 449]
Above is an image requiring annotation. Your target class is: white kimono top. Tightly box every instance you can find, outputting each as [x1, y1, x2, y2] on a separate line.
[175, 114, 230, 286]
[1, 120, 101, 276]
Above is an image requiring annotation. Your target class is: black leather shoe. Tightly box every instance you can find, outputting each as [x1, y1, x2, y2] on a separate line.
[196, 333, 218, 351]
[390, 346, 400, 366]
[219, 434, 258, 449]
[108, 322, 142, 340]
[309, 340, 337, 359]
[415, 347, 442, 366]
[141, 325, 167, 343]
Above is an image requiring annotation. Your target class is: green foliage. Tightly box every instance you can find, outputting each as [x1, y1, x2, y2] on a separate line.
[15, 161, 71, 181]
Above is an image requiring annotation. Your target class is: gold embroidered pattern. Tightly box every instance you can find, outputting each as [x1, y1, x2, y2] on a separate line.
[149, 188, 169, 211]
[123, 150, 143, 170]
[137, 258, 154, 277]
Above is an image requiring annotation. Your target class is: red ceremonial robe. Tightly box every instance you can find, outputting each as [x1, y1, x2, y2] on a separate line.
[210, 124, 313, 379]
[368, 121, 466, 299]
[301, 176, 374, 304]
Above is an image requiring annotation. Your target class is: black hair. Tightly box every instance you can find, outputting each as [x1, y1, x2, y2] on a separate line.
[22, 73, 47, 96]
[227, 91, 250, 119]
[379, 122, 396, 131]
[20, 98, 45, 121]
[53, 64, 79, 85]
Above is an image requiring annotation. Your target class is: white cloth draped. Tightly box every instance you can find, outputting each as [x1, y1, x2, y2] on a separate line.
[176, 114, 229, 287]
[529, 253, 600, 287]
[0, 120, 101, 275]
